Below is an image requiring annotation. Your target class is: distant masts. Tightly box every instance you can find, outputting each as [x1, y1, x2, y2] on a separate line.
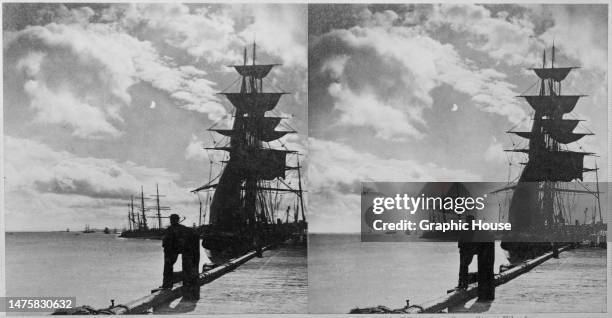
[140, 186, 147, 230]
[125, 184, 174, 231]
[149, 184, 169, 229]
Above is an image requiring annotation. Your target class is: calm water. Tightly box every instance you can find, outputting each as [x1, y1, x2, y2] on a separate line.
[308, 233, 607, 314]
[6, 232, 180, 310]
[5, 232, 307, 314]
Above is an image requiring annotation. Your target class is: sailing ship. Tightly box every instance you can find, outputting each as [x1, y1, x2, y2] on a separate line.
[120, 184, 173, 239]
[500, 45, 605, 263]
[83, 224, 94, 233]
[192, 42, 306, 264]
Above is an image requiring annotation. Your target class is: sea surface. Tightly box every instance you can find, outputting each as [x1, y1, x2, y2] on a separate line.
[308, 233, 607, 314]
[5, 231, 307, 314]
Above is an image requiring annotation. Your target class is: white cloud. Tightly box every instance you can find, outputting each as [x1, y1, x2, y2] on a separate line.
[309, 137, 480, 191]
[185, 134, 207, 161]
[184, 134, 229, 164]
[116, 3, 307, 69]
[308, 138, 481, 232]
[5, 6, 229, 139]
[23, 80, 122, 138]
[537, 5, 607, 71]
[427, 4, 542, 66]
[318, 17, 526, 140]
[4, 135, 197, 230]
[278, 131, 307, 155]
[423, 4, 607, 72]
[4, 136, 183, 199]
[320, 54, 350, 80]
[484, 137, 508, 163]
[239, 4, 307, 68]
[5, 3, 310, 140]
[119, 4, 242, 64]
[328, 83, 423, 140]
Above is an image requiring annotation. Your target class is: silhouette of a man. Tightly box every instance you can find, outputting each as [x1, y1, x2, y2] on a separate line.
[161, 214, 200, 300]
[458, 215, 477, 289]
[457, 215, 495, 301]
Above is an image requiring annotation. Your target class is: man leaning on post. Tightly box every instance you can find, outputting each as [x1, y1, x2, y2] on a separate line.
[161, 214, 200, 300]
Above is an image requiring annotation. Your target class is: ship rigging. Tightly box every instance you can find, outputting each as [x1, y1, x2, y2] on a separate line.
[192, 42, 307, 262]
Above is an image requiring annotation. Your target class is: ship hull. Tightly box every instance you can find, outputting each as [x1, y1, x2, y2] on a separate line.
[201, 229, 254, 264]
[200, 222, 306, 264]
[120, 229, 165, 240]
[501, 241, 560, 264]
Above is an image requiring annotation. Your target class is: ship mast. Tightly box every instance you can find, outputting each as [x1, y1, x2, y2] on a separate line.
[140, 186, 147, 230]
[147, 184, 171, 229]
[297, 156, 306, 222]
[243, 42, 261, 230]
[198, 197, 203, 227]
[127, 203, 132, 231]
[148, 184, 165, 229]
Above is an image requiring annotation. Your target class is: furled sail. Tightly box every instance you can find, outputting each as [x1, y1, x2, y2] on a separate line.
[509, 118, 590, 144]
[210, 117, 294, 142]
[221, 93, 286, 114]
[232, 64, 278, 79]
[509, 131, 532, 139]
[231, 149, 289, 180]
[532, 67, 575, 81]
[509, 132, 590, 144]
[212, 129, 292, 142]
[547, 132, 590, 144]
[541, 118, 580, 132]
[522, 95, 582, 116]
[521, 151, 587, 182]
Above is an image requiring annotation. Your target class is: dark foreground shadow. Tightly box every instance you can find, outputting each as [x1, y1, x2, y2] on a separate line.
[153, 296, 198, 314]
[448, 299, 493, 313]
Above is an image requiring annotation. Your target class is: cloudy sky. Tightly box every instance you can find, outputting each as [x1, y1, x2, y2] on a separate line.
[308, 4, 608, 233]
[3, 3, 307, 231]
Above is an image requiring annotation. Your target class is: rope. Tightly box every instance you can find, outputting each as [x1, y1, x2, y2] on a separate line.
[518, 79, 540, 96]
[567, 112, 595, 135]
[219, 77, 241, 93]
[207, 112, 233, 131]
[262, 76, 286, 93]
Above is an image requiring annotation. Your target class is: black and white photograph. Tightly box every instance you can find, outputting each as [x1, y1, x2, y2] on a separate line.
[1, 1, 611, 317]
[3, 2, 307, 314]
[307, 3, 608, 314]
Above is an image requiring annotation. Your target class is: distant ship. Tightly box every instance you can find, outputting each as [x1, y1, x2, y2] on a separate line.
[192, 42, 307, 264]
[499, 45, 605, 263]
[120, 185, 172, 240]
[83, 224, 94, 233]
